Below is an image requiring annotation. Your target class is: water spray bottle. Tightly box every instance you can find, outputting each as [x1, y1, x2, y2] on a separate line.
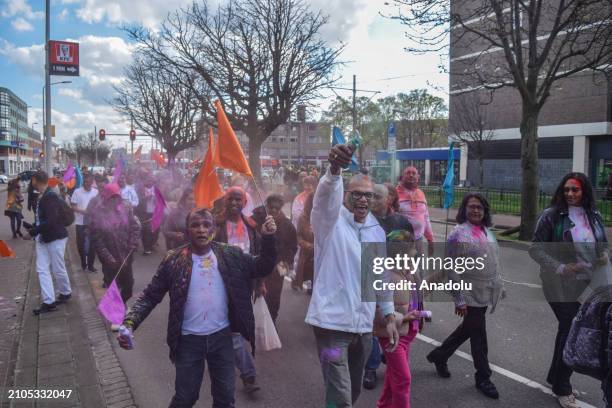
[118, 325, 134, 350]
[341, 130, 362, 169]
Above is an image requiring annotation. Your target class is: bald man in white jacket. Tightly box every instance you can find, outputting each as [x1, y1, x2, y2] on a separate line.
[305, 144, 398, 408]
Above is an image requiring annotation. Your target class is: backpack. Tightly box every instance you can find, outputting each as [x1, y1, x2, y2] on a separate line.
[58, 197, 75, 226]
[563, 285, 612, 380]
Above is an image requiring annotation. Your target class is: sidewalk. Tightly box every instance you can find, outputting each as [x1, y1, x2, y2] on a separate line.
[2, 221, 136, 408]
[428, 206, 612, 239]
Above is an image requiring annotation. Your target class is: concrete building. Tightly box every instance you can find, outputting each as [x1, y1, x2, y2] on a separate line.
[0, 87, 42, 176]
[232, 121, 331, 168]
[447, 4, 612, 193]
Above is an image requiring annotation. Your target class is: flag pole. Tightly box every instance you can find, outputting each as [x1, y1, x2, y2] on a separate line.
[250, 175, 268, 216]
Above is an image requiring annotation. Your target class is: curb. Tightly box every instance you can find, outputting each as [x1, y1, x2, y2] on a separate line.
[65, 230, 137, 408]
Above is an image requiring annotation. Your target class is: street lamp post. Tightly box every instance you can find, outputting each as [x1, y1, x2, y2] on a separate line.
[42, 81, 71, 173]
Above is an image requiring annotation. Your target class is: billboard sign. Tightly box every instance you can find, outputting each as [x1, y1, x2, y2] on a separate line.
[48, 40, 80, 76]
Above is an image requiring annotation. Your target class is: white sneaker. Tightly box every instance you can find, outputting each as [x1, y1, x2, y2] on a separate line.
[557, 394, 579, 408]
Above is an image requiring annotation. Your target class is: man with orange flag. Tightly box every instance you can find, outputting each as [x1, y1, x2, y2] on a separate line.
[194, 129, 224, 209]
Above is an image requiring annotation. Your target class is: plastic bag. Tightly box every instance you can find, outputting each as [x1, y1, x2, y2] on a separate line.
[253, 297, 282, 351]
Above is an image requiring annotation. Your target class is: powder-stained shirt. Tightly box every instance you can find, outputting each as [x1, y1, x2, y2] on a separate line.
[396, 185, 434, 242]
[227, 219, 251, 253]
[182, 252, 230, 335]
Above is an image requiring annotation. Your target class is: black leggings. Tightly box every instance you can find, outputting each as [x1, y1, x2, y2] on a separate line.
[8, 213, 22, 236]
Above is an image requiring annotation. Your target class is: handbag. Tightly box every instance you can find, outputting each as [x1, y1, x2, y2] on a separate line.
[253, 297, 282, 351]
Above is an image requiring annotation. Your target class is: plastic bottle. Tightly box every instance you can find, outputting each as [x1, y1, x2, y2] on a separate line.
[416, 310, 432, 319]
[119, 325, 134, 350]
[341, 131, 362, 169]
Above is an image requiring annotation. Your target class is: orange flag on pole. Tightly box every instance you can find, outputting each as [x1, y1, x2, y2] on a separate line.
[134, 145, 143, 162]
[0, 240, 16, 258]
[214, 100, 252, 177]
[151, 149, 166, 167]
[194, 129, 224, 209]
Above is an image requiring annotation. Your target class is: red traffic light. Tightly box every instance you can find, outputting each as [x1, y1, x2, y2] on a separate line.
[129, 129, 136, 141]
[99, 128, 106, 141]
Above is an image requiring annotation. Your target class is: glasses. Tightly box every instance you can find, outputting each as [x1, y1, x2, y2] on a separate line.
[347, 190, 374, 200]
[564, 187, 581, 193]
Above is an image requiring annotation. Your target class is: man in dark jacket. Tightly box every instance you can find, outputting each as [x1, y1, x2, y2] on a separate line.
[24, 171, 72, 315]
[260, 194, 297, 324]
[118, 208, 277, 408]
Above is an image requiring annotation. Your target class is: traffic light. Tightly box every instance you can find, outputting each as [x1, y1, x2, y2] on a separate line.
[99, 128, 106, 141]
[129, 129, 136, 141]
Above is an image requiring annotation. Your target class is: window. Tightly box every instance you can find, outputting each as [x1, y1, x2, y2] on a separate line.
[290, 138, 297, 143]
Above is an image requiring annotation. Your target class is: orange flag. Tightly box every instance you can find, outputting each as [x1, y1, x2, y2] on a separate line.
[214, 100, 252, 176]
[194, 129, 224, 209]
[151, 149, 166, 167]
[0, 240, 16, 258]
[134, 145, 143, 162]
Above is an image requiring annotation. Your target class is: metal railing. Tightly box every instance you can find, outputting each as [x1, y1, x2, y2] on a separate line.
[420, 186, 612, 225]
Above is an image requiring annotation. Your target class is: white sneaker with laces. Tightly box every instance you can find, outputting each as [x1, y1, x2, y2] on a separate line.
[557, 394, 579, 408]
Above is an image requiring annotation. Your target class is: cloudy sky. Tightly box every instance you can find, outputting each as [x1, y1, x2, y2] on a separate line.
[0, 0, 447, 150]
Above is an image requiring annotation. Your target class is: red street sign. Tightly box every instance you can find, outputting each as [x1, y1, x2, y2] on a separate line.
[48, 40, 79, 76]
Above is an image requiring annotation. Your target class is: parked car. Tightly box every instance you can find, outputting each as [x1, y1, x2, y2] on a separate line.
[0, 175, 7, 184]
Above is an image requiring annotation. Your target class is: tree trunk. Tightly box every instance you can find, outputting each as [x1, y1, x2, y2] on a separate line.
[478, 157, 484, 188]
[247, 132, 263, 183]
[518, 107, 540, 241]
[166, 150, 177, 170]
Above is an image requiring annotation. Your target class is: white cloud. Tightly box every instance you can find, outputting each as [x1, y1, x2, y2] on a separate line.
[11, 17, 34, 31]
[1, 0, 43, 19]
[0, 40, 45, 77]
[76, 0, 192, 28]
[58, 8, 70, 21]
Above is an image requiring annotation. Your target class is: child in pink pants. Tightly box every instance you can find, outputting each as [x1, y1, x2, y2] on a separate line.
[374, 229, 422, 408]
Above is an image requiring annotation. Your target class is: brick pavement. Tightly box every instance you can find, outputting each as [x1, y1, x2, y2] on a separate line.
[1, 218, 137, 408]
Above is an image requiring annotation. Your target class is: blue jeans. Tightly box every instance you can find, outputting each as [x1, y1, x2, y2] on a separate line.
[365, 337, 382, 371]
[170, 328, 235, 408]
[232, 333, 256, 379]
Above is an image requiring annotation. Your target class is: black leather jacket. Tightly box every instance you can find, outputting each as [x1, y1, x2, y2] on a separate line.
[530, 206, 609, 302]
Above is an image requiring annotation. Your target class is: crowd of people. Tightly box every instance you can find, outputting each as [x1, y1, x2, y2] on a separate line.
[4, 144, 610, 408]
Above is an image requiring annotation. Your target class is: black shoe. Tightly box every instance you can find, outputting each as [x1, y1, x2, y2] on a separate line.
[426, 354, 451, 378]
[56, 293, 72, 304]
[476, 379, 499, 399]
[363, 369, 377, 390]
[242, 376, 260, 393]
[33, 302, 57, 315]
[88, 266, 98, 273]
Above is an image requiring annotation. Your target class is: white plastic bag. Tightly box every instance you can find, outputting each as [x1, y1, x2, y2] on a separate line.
[253, 297, 282, 351]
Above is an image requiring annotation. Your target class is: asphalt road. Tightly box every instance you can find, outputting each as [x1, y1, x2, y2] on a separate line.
[96, 220, 605, 408]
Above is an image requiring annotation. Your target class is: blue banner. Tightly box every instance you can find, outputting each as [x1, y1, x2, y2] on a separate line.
[442, 142, 455, 209]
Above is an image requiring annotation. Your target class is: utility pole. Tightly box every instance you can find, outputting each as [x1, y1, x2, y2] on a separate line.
[44, 0, 52, 175]
[16, 125, 20, 174]
[94, 126, 98, 166]
[352, 74, 357, 134]
[130, 117, 134, 156]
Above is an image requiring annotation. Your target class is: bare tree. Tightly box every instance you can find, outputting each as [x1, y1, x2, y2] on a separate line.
[125, 0, 343, 179]
[112, 54, 206, 164]
[389, 0, 612, 239]
[450, 93, 494, 188]
[73, 133, 110, 166]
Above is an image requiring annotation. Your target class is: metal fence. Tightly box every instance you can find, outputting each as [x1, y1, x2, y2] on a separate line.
[420, 186, 612, 225]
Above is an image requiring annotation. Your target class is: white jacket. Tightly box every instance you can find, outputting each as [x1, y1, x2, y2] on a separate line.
[305, 170, 394, 333]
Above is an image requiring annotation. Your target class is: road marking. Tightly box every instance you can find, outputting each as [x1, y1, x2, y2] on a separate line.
[501, 278, 543, 289]
[416, 333, 598, 408]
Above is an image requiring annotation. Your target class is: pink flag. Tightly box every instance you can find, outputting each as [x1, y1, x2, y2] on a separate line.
[63, 161, 75, 183]
[151, 186, 166, 232]
[97, 280, 125, 325]
[112, 158, 124, 184]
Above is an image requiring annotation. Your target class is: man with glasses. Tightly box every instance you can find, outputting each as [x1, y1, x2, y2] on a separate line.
[306, 144, 399, 408]
[396, 166, 435, 256]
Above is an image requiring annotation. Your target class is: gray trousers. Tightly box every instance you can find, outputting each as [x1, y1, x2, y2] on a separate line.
[313, 326, 372, 408]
